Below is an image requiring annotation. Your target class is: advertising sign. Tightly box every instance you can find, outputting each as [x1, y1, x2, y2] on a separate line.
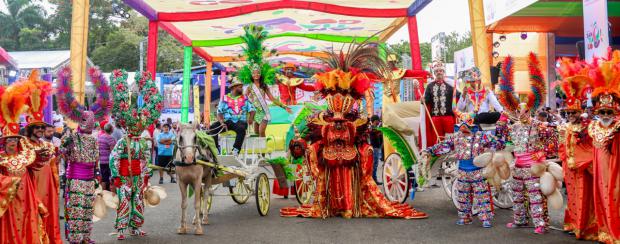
[583, 0, 609, 62]
[483, 0, 538, 25]
[454, 46, 475, 75]
[163, 84, 193, 113]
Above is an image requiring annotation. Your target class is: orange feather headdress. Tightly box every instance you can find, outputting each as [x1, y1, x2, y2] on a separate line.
[556, 58, 590, 111]
[590, 50, 620, 112]
[0, 81, 31, 137]
[14, 70, 53, 127]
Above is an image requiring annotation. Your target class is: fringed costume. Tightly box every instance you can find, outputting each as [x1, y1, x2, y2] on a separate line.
[109, 70, 163, 240]
[280, 38, 426, 219]
[57, 66, 111, 243]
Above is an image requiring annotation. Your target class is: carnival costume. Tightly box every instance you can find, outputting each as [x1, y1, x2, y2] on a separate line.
[276, 63, 317, 105]
[497, 54, 551, 234]
[424, 61, 459, 146]
[56, 66, 111, 243]
[109, 70, 163, 240]
[0, 82, 49, 244]
[238, 25, 288, 123]
[553, 59, 598, 241]
[584, 50, 620, 244]
[280, 38, 427, 219]
[457, 67, 503, 114]
[19, 71, 61, 244]
[424, 112, 503, 227]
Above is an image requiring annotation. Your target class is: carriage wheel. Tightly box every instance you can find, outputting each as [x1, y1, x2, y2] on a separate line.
[229, 178, 251, 204]
[294, 164, 315, 205]
[440, 159, 458, 199]
[382, 153, 409, 203]
[255, 173, 270, 216]
[492, 179, 514, 209]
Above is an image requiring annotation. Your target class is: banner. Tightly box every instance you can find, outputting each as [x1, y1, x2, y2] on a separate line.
[454, 46, 475, 76]
[163, 84, 193, 113]
[583, 0, 609, 62]
[431, 32, 446, 62]
[483, 0, 538, 25]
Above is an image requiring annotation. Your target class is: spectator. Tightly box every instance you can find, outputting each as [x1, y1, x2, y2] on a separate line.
[369, 115, 383, 184]
[156, 124, 176, 184]
[43, 124, 61, 147]
[98, 124, 116, 190]
[166, 117, 173, 127]
[111, 122, 125, 142]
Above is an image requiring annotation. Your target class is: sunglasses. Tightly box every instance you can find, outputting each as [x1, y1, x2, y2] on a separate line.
[33, 125, 45, 129]
[565, 111, 578, 115]
[598, 110, 616, 116]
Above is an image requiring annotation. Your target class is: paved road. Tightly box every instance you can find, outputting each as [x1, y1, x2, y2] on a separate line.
[82, 178, 585, 244]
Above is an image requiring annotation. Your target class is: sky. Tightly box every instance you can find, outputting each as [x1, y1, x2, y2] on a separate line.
[1, 0, 471, 44]
[387, 0, 471, 44]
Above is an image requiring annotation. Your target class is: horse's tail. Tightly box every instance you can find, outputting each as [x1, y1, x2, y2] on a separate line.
[187, 184, 195, 198]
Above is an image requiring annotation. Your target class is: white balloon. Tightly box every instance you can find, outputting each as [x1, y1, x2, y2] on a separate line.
[474, 152, 493, 168]
[548, 162, 564, 182]
[540, 172, 556, 196]
[548, 189, 564, 209]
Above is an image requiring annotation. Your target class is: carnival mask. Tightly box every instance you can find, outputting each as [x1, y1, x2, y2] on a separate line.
[78, 111, 96, 134]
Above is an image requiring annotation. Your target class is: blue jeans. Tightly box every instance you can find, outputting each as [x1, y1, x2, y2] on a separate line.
[372, 147, 382, 183]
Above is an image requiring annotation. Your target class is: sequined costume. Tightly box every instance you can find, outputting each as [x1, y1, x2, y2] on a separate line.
[559, 122, 597, 240]
[555, 61, 597, 241]
[20, 70, 62, 244]
[109, 137, 150, 232]
[507, 120, 550, 229]
[280, 40, 427, 219]
[60, 131, 99, 244]
[497, 53, 551, 234]
[0, 81, 49, 244]
[0, 140, 49, 244]
[425, 128, 503, 225]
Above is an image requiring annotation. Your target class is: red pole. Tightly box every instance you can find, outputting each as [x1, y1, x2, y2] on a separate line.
[407, 16, 422, 70]
[147, 21, 158, 75]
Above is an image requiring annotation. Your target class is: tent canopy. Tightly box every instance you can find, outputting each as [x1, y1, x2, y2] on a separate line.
[487, 1, 620, 38]
[125, 0, 430, 64]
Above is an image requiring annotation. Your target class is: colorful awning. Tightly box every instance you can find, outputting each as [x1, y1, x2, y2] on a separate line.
[124, 0, 430, 64]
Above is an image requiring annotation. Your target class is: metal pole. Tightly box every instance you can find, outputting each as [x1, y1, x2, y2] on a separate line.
[139, 38, 145, 72]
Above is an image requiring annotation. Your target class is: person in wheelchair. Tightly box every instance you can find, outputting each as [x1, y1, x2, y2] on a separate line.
[210, 80, 255, 157]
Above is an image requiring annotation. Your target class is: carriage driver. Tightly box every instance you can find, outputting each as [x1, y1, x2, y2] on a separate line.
[210, 80, 255, 157]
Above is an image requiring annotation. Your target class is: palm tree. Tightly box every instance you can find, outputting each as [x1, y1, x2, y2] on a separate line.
[0, 0, 46, 50]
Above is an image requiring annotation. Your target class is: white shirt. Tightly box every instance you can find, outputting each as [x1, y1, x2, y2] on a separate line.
[457, 89, 504, 114]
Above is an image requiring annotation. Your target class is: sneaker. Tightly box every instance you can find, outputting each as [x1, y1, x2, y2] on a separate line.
[171, 178, 176, 184]
[117, 232, 126, 241]
[482, 221, 492, 228]
[506, 222, 528, 228]
[130, 228, 147, 236]
[456, 218, 472, 225]
[158, 178, 164, 184]
[534, 226, 546, 234]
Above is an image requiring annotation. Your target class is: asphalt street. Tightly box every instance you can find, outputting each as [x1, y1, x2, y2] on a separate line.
[75, 177, 588, 244]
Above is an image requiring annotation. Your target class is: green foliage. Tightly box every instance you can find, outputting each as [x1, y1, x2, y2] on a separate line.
[388, 31, 471, 69]
[0, 0, 47, 50]
[1, 1, 201, 72]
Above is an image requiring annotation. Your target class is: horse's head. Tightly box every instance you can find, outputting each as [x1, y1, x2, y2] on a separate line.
[177, 123, 197, 163]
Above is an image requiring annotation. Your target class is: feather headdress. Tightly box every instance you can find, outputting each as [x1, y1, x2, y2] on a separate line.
[589, 49, 620, 112]
[56, 66, 111, 125]
[237, 25, 276, 86]
[498, 52, 547, 118]
[15, 70, 53, 127]
[556, 58, 589, 111]
[0, 82, 31, 137]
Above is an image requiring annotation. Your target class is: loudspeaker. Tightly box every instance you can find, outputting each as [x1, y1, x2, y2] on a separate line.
[576, 40, 585, 60]
[490, 65, 500, 85]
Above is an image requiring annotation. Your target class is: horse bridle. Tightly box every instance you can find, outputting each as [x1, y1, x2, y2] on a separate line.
[176, 134, 199, 165]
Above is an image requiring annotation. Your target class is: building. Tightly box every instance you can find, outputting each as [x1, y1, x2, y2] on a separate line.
[0, 47, 18, 85]
[8, 50, 94, 79]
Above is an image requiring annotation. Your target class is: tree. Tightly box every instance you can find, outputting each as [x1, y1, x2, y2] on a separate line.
[389, 31, 471, 69]
[0, 0, 46, 50]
